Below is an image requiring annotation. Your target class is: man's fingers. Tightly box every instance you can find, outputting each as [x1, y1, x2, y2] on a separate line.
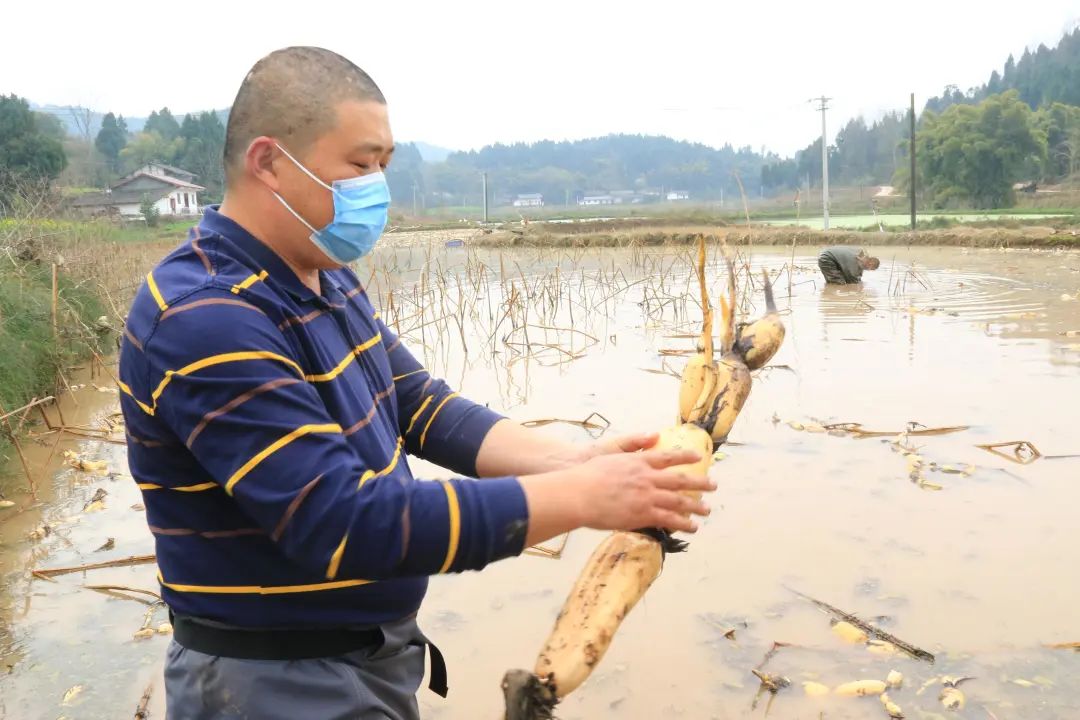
[652, 470, 716, 493]
[652, 490, 710, 516]
[641, 448, 701, 469]
[614, 432, 659, 453]
[653, 510, 698, 534]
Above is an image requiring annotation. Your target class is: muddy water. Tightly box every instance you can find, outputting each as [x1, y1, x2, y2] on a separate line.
[0, 370, 165, 720]
[1, 244, 1078, 719]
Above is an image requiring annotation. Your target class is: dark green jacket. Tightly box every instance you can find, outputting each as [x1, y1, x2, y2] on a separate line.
[817, 247, 864, 284]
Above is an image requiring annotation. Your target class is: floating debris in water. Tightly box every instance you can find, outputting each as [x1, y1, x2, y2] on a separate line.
[867, 639, 900, 655]
[63, 451, 109, 475]
[0, 500, 15, 509]
[831, 620, 868, 644]
[880, 691, 905, 718]
[936, 676, 974, 711]
[934, 463, 976, 475]
[939, 686, 965, 710]
[835, 679, 886, 697]
[94, 538, 115, 553]
[785, 586, 935, 663]
[802, 681, 829, 697]
[976, 440, 1041, 464]
[886, 670, 904, 688]
[83, 487, 107, 512]
[751, 669, 790, 695]
[917, 677, 940, 695]
[61, 684, 84, 705]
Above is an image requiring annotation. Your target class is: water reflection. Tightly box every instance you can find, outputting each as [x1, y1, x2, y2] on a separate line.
[816, 283, 879, 350]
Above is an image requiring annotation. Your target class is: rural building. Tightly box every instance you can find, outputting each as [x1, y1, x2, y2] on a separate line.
[666, 190, 690, 201]
[610, 190, 644, 204]
[71, 162, 204, 219]
[578, 193, 615, 206]
[512, 193, 544, 208]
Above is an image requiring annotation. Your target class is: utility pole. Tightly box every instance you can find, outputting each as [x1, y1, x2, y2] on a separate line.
[481, 172, 489, 223]
[910, 93, 917, 231]
[812, 96, 831, 229]
[412, 182, 418, 218]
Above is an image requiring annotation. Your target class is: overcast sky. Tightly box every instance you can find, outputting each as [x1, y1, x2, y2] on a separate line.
[3, 1, 1078, 156]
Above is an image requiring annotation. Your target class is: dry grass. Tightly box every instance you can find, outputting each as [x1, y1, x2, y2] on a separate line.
[469, 222, 1080, 250]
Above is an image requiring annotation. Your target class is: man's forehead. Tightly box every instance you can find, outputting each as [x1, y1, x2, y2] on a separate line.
[332, 99, 393, 151]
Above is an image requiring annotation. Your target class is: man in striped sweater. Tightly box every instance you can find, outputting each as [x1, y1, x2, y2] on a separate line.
[119, 47, 713, 719]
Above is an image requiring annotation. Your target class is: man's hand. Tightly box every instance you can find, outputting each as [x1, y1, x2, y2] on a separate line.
[475, 420, 665, 477]
[571, 431, 661, 464]
[534, 431, 664, 472]
[518, 447, 715, 547]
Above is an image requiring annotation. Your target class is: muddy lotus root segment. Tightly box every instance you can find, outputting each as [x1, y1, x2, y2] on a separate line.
[502, 237, 786, 719]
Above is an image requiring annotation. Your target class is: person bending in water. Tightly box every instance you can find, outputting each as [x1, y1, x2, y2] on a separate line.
[817, 246, 880, 285]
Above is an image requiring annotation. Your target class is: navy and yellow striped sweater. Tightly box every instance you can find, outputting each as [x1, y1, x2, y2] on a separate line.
[119, 207, 527, 628]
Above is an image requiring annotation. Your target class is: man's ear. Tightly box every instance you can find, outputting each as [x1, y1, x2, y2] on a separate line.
[245, 136, 282, 192]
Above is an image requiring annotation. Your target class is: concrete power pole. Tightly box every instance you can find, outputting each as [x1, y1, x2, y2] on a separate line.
[910, 93, 917, 231]
[813, 96, 831, 229]
[481, 172, 489, 223]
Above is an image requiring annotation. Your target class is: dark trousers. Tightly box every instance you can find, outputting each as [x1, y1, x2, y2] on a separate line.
[817, 253, 850, 284]
[164, 615, 428, 720]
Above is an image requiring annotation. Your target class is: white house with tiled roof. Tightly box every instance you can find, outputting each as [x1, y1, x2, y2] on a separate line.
[72, 162, 205, 218]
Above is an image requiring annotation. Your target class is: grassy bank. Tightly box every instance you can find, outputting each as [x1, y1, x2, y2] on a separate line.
[0, 217, 176, 460]
[471, 221, 1080, 250]
[0, 263, 107, 448]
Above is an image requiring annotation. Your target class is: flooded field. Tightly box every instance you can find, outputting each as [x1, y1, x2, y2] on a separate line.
[760, 213, 1073, 230]
[1, 241, 1078, 719]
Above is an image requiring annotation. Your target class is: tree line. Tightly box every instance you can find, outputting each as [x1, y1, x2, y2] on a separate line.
[762, 27, 1080, 209]
[926, 27, 1080, 113]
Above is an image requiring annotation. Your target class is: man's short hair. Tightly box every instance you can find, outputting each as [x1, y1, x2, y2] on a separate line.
[223, 47, 385, 181]
[867, 257, 881, 270]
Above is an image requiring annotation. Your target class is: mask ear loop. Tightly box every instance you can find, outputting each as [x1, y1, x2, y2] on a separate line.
[271, 142, 334, 233]
[275, 143, 335, 193]
[272, 191, 319, 233]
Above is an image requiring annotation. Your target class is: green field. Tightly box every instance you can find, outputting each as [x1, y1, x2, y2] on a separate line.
[761, 212, 1074, 230]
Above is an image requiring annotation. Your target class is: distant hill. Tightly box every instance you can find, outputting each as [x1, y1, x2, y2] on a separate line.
[925, 26, 1080, 112]
[424, 134, 769, 204]
[412, 141, 453, 163]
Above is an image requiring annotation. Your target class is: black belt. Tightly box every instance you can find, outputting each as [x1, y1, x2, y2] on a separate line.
[171, 612, 448, 698]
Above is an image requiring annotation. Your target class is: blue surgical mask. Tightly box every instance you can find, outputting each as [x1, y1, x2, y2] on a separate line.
[272, 143, 391, 265]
